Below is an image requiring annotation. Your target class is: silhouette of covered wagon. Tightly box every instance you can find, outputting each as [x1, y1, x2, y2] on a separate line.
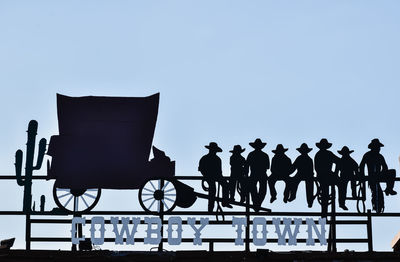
[47, 93, 192, 213]
[47, 93, 270, 214]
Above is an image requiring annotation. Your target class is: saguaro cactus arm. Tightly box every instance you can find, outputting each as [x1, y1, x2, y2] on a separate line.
[15, 149, 24, 186]
[33, 138, 47, 170]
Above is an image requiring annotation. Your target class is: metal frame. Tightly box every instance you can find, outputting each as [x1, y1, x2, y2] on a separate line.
[0, 175, 398, 252]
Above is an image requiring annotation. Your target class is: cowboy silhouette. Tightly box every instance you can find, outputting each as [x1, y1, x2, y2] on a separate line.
[360, 139, 397, 213]
[336, 146, 358, 211]
[198, 142, 232, 212]
[314, 138, 340, 217]
[245, 138, 269, 211]
[289, 143, 314, 207]
[229, 145, 247, 203]
[269, 144, 293, 203]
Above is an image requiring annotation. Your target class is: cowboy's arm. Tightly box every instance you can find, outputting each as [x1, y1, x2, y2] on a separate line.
[244, 154, 251, 176]
[332, 152, 340, 176]
[359, 154, 366, 177]
[217, 157, 223, 176]
[380, 154, 388, 173]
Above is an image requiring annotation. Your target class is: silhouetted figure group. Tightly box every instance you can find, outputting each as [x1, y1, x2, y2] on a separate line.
[198, 138, 397, 214]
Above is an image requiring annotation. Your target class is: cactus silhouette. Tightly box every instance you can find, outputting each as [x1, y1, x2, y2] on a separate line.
[15, 120, 47, 213]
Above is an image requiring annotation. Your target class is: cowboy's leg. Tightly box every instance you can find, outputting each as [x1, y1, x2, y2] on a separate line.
[283, 178, 292, 202]
[305, 179, 314, 207]
[289, 178, 300, 199]
[384, 169, 396, 193]
[220, 179, 231, 204]
[338, 180, 348, 206]
[370, 181, 377, 211]
[228, 175, 237, 200]
[208, 181, 216, 212]
[239, 177, 247, 202]
[249, 178, 257, 206]
[268, 176, 277, 199]
[259, 177, 267, 206]
[320, 181, 329, 217]
[351, 179, 357, 198]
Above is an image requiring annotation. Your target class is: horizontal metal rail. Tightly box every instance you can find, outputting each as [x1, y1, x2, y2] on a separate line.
[29, 218, 367, 226]
[2, 210, 400, 217]
[29, 237, 365, 243]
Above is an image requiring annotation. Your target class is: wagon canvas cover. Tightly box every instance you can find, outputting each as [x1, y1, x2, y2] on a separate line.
[47, 93, 159, 189]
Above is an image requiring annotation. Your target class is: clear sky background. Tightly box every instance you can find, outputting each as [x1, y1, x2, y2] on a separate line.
[1, 0, 400, 251]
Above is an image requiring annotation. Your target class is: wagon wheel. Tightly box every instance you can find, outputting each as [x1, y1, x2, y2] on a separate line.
[139, 178, 177, 214]
[53, 182, 101, 213]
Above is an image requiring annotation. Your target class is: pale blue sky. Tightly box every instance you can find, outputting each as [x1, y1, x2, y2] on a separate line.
[1, 0, 400, 251]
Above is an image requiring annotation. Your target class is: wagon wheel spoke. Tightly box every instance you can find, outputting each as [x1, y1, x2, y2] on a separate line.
[56, 189, 71, 192]
[143, 187, 155, 193]
[157, 201, 161, 213]
[164, 197, 175, 202]
[162, 200, 169, 210]
[148, 199, 157, 210]
[143, 197, 154, 202]
[164, 188, 175, 193]
[80, 196, 90, 208]
[164, 193, 176, 196]
[64, 195, 74, 207]
[84, 193, 96, 199]
[141, 193, 154, 196]
[74, 197, 79, 212]
[162, 181, 170, 190]
[58, 192, 72, 199]
[149, 181, 157, 191]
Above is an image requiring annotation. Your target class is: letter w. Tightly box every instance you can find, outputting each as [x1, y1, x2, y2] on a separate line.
[272, 217, 302, 245]
[111, 217, 140, 245]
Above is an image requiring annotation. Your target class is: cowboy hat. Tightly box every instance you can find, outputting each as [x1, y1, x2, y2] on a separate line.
[272, 144, 288, 154]
[249, 138, 267, 149]
[368, 138, 384, 149]
[337, 146, 354, 155]
[205, 142, 222, 152]
[296, 143, 312, 153]
[230, 145, 245, 153]
[316, 138, 332, 149]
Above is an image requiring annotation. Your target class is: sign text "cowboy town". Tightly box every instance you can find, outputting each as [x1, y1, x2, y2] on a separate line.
[71, 216, 327, 246]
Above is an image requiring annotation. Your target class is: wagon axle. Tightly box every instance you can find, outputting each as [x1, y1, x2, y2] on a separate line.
[153, 190, 164, 201]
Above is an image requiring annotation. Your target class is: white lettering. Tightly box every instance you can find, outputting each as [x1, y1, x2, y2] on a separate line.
[144, 217, 162, 245]
[111, 217, 140, 245]
[306, 218, 327, 246]
[232, 217, 247, 246]
[90, 216, 105, 245]
[252, 217, 268, 246]
[167, 216, 183, 245]
[273, 217, 302, 246]
[187, 217, 209, 245]
[71, 217, 85, 245]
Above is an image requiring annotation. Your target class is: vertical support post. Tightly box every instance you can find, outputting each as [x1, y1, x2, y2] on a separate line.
[245, 191, 250, 252]
[367, 209, 373, 252]
[158, 179, 164, 252]
[209, 241, 214, 252]
[26, 213, 31, 250]
[328, 185, 337, 252]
